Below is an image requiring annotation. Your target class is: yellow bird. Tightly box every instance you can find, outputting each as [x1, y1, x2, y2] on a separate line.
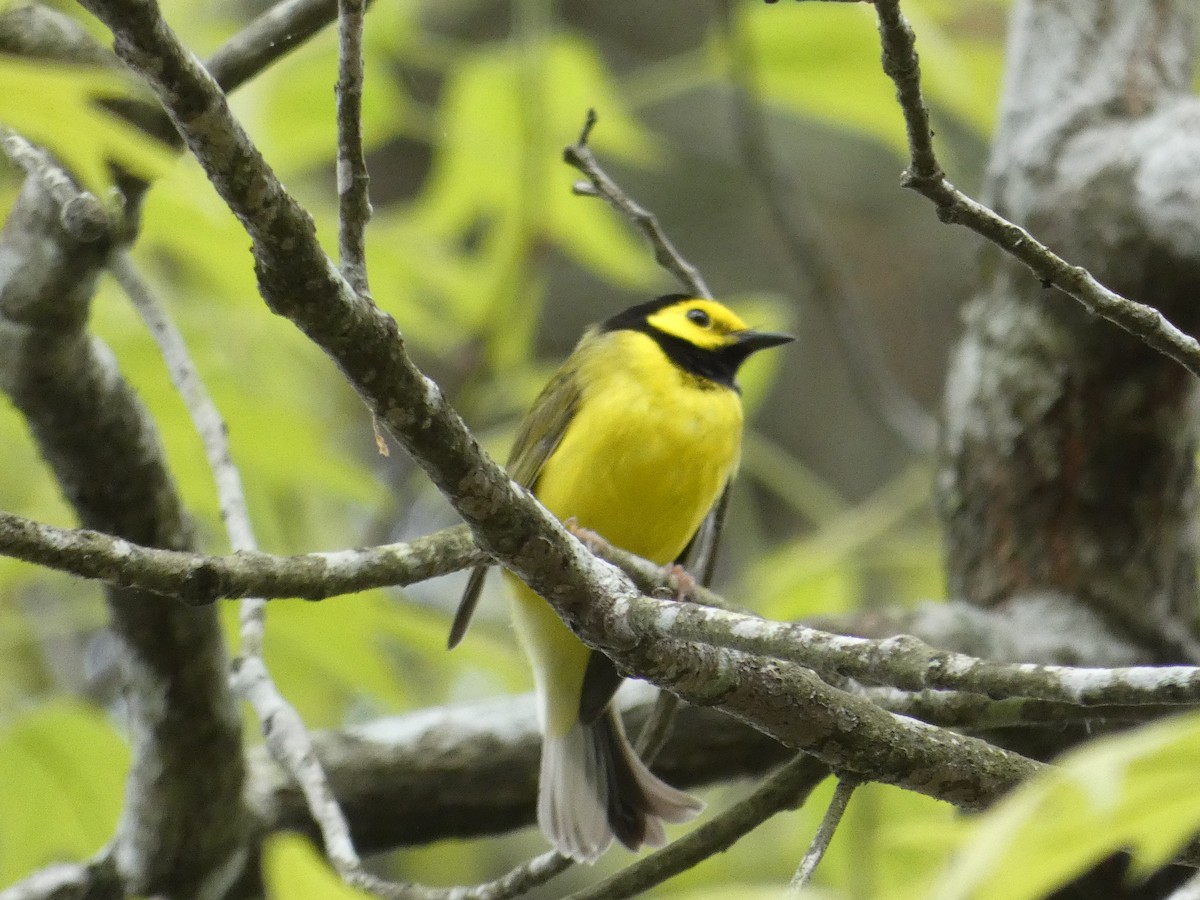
[449, 294, 793, 862]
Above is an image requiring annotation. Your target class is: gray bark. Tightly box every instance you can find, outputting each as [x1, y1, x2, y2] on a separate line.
[0, 177, 249, 896]
[939, 0, 1200, 659]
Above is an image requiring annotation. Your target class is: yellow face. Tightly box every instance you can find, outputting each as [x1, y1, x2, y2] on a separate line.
[644, 298, 751, 351]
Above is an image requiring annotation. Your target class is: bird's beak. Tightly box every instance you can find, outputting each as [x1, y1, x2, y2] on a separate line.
[735, 330, 795, 355]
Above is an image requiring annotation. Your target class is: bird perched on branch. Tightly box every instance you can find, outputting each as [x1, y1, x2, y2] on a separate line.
[448, 294, 793, 862]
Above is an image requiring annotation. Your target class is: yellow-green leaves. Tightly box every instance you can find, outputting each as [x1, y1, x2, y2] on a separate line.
[0, 59, 175, 193]
[263, 834, 376, 900]
[0, 702, 129, 885]
[234, 26, 411, 175]
[931, 712, 1200, 899]
[713, 1, 1003, 156]
[400, 35, 659, 364]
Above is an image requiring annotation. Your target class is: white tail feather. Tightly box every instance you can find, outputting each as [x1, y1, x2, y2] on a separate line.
[538, 708, 703, 863]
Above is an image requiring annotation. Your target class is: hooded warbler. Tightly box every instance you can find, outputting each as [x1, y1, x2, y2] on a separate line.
[449, 294, 793, 862]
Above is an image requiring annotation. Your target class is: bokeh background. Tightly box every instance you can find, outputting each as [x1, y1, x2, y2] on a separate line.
[0, 0, 1010, 894]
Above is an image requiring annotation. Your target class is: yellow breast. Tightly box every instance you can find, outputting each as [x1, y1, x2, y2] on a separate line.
[533, 330, 743, 564]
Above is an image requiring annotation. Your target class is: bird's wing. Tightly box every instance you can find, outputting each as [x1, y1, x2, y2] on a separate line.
[447, 365, 584, 649]
[676, 479, 733, 585]
[505, 365, 584, 487]
[577, 479, 734, 721]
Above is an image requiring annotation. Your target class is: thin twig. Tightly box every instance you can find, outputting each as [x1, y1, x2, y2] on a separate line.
[0, 127, 109, 242]
[789, 775, 859, 891]
[208, 0, 368, 94]
[565, 756, 830, 900]
[334, 0, 371, 295]
[870, 0, 1200, 380]
[719, 1, 936, 454]
[234, 655, 368, 874]
[857, 685, 1194, 730]
[340, 852, 571, 900]
[110, 254, 372, 882]
[563, 109, 711, 298]
[108, 255, 263, 637]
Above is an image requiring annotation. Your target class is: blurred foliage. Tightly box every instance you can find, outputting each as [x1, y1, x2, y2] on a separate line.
[264, 833, 377, 899]
[0, 702, 129, 886]
[0, 58, 173, 191]
[920, 711, 1200, 900]
[4, 0, 1179, 897]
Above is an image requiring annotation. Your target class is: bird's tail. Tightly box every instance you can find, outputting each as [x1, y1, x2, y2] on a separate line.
[538, 705, 704, 864]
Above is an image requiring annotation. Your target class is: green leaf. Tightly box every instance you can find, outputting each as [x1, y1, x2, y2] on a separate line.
[257, 592, 414, 725]
[0, 702, 129, 885]
[263, 833, 375, 900]
[747, 465, 932, 620]
[90, 266, 378, 551]
[0, 59, 175, 193]
[932, 712, 1200, 900]
[410, 34, 659, 318]
[135, 158, 262, 306]
[719, 1, 1001, 159]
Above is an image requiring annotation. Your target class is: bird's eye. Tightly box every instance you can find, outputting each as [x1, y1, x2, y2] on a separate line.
[686, 308, 712, 328]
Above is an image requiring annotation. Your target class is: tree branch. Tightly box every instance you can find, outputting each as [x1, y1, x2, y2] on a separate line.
[8, 507, 1199, 713]
[608, 637, 1043, 808]
[0, 128, 109, 243]
[789, 775, 858, 890]
[870, 0, 1200, 381]
[854, 686, 1191, 731]
[0, 174, 247, 896]
[563, 109, 711, 298]
[8, 502, 1200, 725]
[334, 0, 371, 295]
[0, 512, 484, 602]
[566, 755, 829, 900]
[208, 0, 361, 95]
[0, 857, 121, 900]
[626, 599, 1200, 707]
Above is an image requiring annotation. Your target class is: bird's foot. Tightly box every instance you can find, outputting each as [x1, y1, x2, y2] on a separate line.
[662, 563, 699, 602]
[566, 518, 606, 549]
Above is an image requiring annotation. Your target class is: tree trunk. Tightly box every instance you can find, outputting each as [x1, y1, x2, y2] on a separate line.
[938, 0, 1200, 662]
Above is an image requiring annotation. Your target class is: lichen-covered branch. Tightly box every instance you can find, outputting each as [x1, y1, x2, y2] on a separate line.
[611, 638, 1042, 808]
[248, 694, 790, 852]
[9, 506, 1200, 714]
[0, 511, 484, 602]
[625, 598, 1200, 707]
[0, 174, 247, 896]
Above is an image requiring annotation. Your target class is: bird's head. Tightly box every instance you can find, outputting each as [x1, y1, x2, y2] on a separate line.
[601, 294, 794, 388]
